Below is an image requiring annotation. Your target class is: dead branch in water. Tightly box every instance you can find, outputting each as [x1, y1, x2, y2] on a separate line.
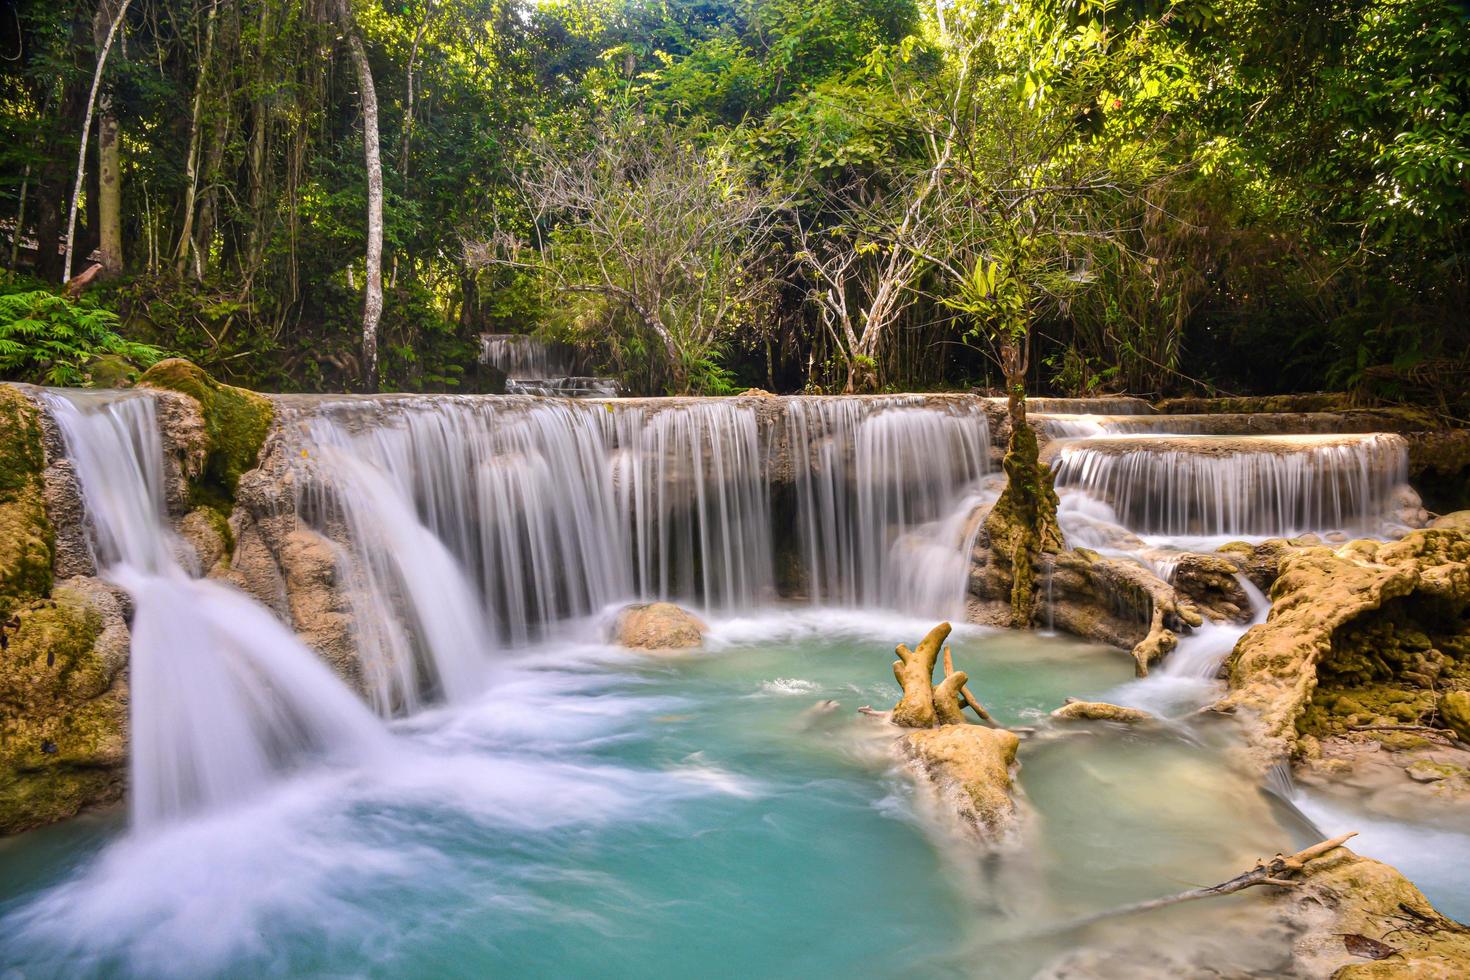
[1057, 833, 1358, 931]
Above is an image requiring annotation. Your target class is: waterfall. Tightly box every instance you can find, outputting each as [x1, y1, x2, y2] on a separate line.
[1052, 434, 1413, 538]
[290, 396, 775, 661]
[479, 334, 578, 379]
[42, 391, 385, 830]
[785, 398, 993, 617]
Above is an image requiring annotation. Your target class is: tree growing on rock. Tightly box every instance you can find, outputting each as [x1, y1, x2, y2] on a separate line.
[885, 3, 1182, 624]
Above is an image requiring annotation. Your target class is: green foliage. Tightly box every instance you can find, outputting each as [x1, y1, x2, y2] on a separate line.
[0, 288, 165, 386]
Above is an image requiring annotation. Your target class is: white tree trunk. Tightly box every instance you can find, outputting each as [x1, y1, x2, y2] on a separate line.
[64, 0, 133, 283]
[336, 0, 384, 392]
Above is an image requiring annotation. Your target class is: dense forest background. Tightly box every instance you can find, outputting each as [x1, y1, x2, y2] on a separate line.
[1, 0, 1467, 402]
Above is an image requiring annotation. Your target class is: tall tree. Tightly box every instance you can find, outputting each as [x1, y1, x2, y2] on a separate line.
[335, 0, 384, 391]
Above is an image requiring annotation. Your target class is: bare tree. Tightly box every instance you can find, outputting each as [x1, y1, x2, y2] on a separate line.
[335, 0, 384, 392]
[795, 181, 929, 393]
[467, 116, 789, 393]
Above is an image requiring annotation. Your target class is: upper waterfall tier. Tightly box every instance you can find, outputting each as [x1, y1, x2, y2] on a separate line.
[1033, 410, 1425, 440]
[275, 393, 997, 647]
[1050, 433, 1417, 538]
[478, 334, 580, 379]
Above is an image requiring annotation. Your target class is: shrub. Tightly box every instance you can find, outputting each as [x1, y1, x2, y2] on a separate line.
[0, 288, 165, 386]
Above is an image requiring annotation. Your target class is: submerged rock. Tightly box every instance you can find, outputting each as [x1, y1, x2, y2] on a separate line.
[1050, 700, 1155, 724]
[900, 724, 1021, 840]
[613, 602, 707, 651]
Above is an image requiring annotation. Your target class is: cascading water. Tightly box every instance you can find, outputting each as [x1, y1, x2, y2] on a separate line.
[479, 334, 578, 379]
[1052, 433, 1414, 539]
[786, 398, 993, 618]
[291, 396, 775, 668]
[41, 390, 385, 829]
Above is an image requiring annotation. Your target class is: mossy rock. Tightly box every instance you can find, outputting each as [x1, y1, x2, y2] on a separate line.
[139, 358, 273, 514]
[0, 582, 127, 834]
[1440, 691, 1470, 743]
[0, 386, 54, 619]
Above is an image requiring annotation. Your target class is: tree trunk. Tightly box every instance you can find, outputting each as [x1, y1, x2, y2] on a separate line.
[95, 107, 123, 275]
[64, 0, 133, 283]
[175, 0, 221, 277]
[983, 352, 1063, 628]
[92, 0, 124, 276]
[336, 0, 384, 393]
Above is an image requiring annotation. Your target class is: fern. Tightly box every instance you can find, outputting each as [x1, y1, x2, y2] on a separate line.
[0, 289, 166, 386]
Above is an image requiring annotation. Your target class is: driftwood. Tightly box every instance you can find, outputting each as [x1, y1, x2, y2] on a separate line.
[1059, 833, 1358, 931]
[890, 622, 1000, 728]
[944, 646, 997, 725]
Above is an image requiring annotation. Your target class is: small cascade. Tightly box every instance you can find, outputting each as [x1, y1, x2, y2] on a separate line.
[1052, 433, 1415, 538]
[42, 391, 385, 829]
[786, 398, 993, 617]
[480, 334, 620, 398]
[291, 397, 774, 660]
[479, 334, 578, 379]
[1111, 574, 1268, 717]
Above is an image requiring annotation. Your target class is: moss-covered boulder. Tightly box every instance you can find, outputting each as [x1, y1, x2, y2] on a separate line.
[1440, 690, 1470, 743]
[0, 386, 54, 620]
[0, 578, 129, 834]
[139, 358, 273, 515]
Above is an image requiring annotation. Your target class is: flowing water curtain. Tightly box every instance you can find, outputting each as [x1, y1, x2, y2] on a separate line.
[42, 391, 385, 828]
[1052, 435, 1413, 538]
[786, 398, 993, 615]
[292, 397, 775, 661]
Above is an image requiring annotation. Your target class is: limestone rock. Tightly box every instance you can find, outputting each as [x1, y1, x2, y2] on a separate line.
[1440, 690, 1470, 743]
[0, 386, 54, 619]
[139, 359, 273, 515]
[1171, 552, 1252, 624]
[900, 724, 1021, 840]
[1042, 548, 1201, 675]
[1279, 848, 1470, 978]
[613, 602, 707, 651]
[1218, 524, 1470, 770]
[1050, 700, 1155, 724]
[1215, 537, 1303, 592]
[179, 506, 230, 575]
